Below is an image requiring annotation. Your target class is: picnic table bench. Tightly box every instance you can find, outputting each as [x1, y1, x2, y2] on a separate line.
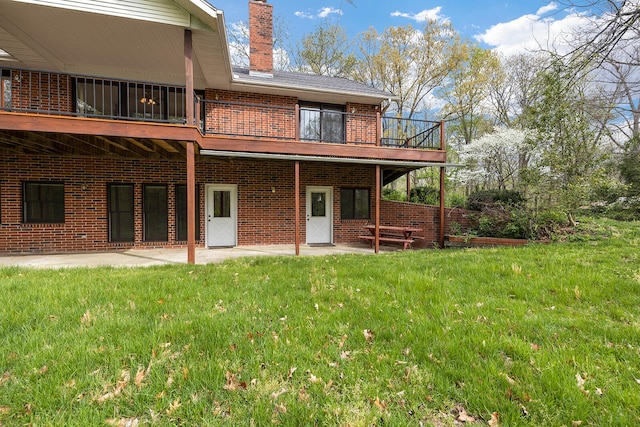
[359, 225, 423, 250]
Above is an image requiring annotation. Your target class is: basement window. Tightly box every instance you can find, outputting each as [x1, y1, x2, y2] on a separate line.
[108, 184, 134, 242]
[341, 188, 370, 220]
[143, 184, 168, 242]
[23, 182, 65, 223]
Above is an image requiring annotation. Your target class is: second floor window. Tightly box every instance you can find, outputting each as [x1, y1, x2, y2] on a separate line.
[300, 102, 345, 143]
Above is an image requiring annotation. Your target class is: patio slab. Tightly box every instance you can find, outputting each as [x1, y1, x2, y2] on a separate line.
[0, 244, 393, 269]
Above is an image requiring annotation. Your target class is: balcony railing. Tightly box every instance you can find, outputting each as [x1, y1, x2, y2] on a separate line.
[1, 67, 442, 150]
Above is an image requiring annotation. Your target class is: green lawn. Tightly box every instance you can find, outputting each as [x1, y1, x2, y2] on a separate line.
[1, 218, 639, 426]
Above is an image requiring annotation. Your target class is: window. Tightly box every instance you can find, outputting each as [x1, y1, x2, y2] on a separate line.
[213, 190, 231, 218]
[108, 184, 135, 242]
[175, 184, 200, 241]
[143, 185, 168, 241]
[300, 102, 345, 143]
[1, 69, 11, 110]
[23, 182, 65, 223]
[341, 188, 370, 220]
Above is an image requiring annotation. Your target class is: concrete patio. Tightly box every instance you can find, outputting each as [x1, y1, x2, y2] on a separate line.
[0, 244, 396, 269]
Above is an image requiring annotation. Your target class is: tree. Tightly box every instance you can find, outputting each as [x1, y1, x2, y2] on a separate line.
[353, 22, 466, 118]
[455, 128, 536, 191]
[291, 23, 357, 77]
[227, 16, 292, 70]
[522, 58, 611, 220]
[487, 53, 548, 128]
[560, 0, 640, 71]
[440, 46, 501, 144]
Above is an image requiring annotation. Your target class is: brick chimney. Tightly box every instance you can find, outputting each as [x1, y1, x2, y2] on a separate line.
[249, 0, 273, 77]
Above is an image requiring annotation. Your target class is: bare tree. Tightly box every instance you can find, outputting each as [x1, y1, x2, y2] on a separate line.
[290, 22, 357, 77]
[227, 15, 292, 71]
[353, 22, 466, 118]
[560, 0, 640, 70]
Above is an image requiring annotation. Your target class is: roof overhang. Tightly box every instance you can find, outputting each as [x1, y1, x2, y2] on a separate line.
[200, 149, 459, 169]
[227, 78, 397, 106]
[0, 0, 233, 89]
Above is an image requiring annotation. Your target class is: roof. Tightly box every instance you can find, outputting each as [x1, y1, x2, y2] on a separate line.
[230, 67, 397, 105]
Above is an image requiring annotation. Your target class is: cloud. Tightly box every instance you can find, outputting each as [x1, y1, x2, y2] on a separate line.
[318, 7, 342, 18]
[294, 11, 314, 19]
[391, 7, 448, 23]
[536, 2, 559, 15]
[475, 2, 589, 55]
[294, 7, 342, 20]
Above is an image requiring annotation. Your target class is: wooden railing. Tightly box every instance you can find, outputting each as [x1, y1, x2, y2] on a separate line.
[1, 67, 442, 150]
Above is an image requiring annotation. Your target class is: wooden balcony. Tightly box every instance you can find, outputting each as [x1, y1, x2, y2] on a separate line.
[0, 67, 445, 164]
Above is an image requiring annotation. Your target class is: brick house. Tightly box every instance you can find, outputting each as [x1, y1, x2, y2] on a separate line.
[0, 0, 453, 262]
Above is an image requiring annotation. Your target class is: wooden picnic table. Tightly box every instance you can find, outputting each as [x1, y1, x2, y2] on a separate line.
[359, 225, 423, 250]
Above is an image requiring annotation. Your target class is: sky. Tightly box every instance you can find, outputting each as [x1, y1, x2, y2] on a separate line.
[214, 0, 592, 56]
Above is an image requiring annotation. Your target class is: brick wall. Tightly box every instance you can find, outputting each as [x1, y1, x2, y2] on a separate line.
[345, 103, 378, 144]
[0, 154, 381, 254]
[204, 90, 297, 139]
[11, 70, 73, 113]
[379, 200, 470, 248]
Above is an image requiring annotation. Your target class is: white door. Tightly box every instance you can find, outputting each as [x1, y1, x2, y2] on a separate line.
[206, 184, 237, 247]
[306, 186, 333, 245]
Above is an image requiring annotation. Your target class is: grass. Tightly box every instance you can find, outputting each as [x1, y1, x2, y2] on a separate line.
[1, 218, 639, 426]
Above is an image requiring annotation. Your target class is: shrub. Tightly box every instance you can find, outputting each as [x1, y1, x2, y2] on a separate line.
[447, 191, 467, 208]
[409, 186, 439, 205]
[466, 189, 526, 211]
[382, 188, 406, 201]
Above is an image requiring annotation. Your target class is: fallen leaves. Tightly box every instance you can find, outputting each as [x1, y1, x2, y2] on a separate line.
[106, 418, 139, 427]
[363, 329, 375, 342]
[452, 405, 475, 423]
[97, 370, 130, 403]
[223, 371, 247, 392]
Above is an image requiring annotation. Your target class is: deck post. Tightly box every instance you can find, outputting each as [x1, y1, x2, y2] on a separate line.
[185, 29, 196, 264]
[185, 30, 194, 127]
[295, 161, 300, 255]
[375, 164, 381, 254]
[439, 120, 446, 249]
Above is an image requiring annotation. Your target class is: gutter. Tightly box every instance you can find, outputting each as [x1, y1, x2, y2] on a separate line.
[200, 149, 461, 168]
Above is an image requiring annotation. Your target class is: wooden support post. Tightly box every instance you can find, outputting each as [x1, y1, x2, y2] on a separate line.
[406, 171, 411, 200]
[185, 30, 194, 127]
[185, 29, 196, 264]
[439, 121, 446, 249]
[295, 161, 300, 255]
[375, 164, 381, 254]
[187, 141, 196, 263]
[439, 166, 445, 249]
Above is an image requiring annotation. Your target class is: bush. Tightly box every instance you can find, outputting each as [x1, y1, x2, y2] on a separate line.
[463, 190, 568, 240]
[409, 186, 439, 205]
[382, 188, 406, 201]
[447, 191, 467, 208]
[466, 189, 526, 211]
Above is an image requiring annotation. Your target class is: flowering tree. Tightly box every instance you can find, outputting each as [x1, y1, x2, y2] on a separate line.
[455, 128, 536, 191]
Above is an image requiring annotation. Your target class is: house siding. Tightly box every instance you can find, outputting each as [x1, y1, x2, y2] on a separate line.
[18, 0, 191, 27]
[0, 154, 377, 254]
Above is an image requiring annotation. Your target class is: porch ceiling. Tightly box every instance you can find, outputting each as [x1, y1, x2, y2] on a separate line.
[0, 0, 231, 89]
[0, 129, 189, 160]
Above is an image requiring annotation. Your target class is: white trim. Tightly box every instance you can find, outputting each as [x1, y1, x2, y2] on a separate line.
[199, 150, 462, 169]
